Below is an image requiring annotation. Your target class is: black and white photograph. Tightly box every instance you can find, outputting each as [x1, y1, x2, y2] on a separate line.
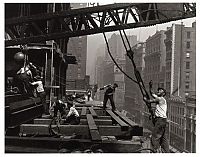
[4, 1, 197, 153]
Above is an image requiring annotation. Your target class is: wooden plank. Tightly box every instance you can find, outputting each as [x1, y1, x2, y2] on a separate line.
[20, 124, 125, 137]
[81, 119, 112, 125]
[34, 118, 112, 125]
[86, 114, 98, 130]
[5, 145, 58, 153]
[5, 136, 142, 153]
[81, 107, 87, 117]
[114, 110, 138, 127]
[88, 107, 97, 117]
[114, 111, 143, 136]
[85, 114, 101, 141]
[106, 109, 129, 131]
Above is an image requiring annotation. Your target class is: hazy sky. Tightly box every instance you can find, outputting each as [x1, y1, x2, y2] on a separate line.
[86, 17, 196, 84]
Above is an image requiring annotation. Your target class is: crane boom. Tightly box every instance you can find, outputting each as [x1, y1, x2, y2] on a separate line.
[5, 3, 195, 46]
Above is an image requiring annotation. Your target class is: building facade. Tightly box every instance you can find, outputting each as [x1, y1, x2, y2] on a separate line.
[143, 30, 166, 90]
[164, 22, 196, 98]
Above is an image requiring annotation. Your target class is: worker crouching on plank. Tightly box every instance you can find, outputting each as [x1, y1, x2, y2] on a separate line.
[52, 97, 80, 125]
[143, 81, 170, 153]
[64, 97, 80, 125]
[100, 83, 118, 111]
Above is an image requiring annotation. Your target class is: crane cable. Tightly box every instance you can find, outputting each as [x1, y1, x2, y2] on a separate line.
[119, 29, 155, 125]
[102, 32, 138, 84]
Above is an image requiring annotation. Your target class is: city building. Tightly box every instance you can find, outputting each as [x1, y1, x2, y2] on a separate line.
[164, 22, 196, 98]
[167, 95, 196, 153]
[143, 30, 166, 90]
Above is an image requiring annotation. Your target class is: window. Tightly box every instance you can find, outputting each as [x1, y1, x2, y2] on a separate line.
[186, 42, 190, 49]
[185, 82, 189, 89]
[186, 62, 190, 69]
[187, 32, 191, 39]
[186, 51, 190, 58]
[186, 72, 190, 79]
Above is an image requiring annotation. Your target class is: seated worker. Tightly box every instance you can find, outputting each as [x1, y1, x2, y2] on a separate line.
[64, 98, 80, 125]
[100, 83, 118, 111]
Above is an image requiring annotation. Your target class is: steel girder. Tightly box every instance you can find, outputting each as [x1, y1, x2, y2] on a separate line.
[5, 3, 196, 46]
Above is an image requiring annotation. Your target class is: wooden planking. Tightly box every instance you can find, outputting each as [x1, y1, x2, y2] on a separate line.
[88, 107, 97, 117]
[5, 136, 142, 153]
[106, 109, 129, 131]
[81, 107, 87, 117]
[86, 114, 101, 141]
[81, 119, 112, 125]
[20, 124, 124, 137]
[114, 110, 138, 127]
[114, 110, 143, 136]
[5, 145, 58, 153]
[34, 118, 112, 125]
[86, 114, 98, 130]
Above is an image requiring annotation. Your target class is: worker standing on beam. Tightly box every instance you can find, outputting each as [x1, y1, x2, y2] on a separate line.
[100, 83, 118, 111]
[143, 81, 170, 153]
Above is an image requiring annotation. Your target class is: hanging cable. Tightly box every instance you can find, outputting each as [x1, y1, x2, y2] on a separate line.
[118, 29, 156, 125]
[102, 32, 138, 84]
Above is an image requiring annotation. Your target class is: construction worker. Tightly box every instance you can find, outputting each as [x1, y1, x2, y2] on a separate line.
[100, 83, 118, 111]
[52, 98, 67, 118]
[143, 81, 170, 153]
[30, 75, 48, 114]
[64, 97, 80, 125]
[87, 89, 91, 101]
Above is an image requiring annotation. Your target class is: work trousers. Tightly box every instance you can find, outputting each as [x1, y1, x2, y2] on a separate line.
[151, 117, 170, 153]
[103, 94, 116, 111]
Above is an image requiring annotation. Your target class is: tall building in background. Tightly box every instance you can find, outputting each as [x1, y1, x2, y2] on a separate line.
[124, 42, 146, 124]
[164, 22, 196, 98]
[66, 3, 88, 90]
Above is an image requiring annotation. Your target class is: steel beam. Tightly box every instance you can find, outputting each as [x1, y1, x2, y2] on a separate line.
[5, 3, 195, 46]
[106, 109, 129, 131]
